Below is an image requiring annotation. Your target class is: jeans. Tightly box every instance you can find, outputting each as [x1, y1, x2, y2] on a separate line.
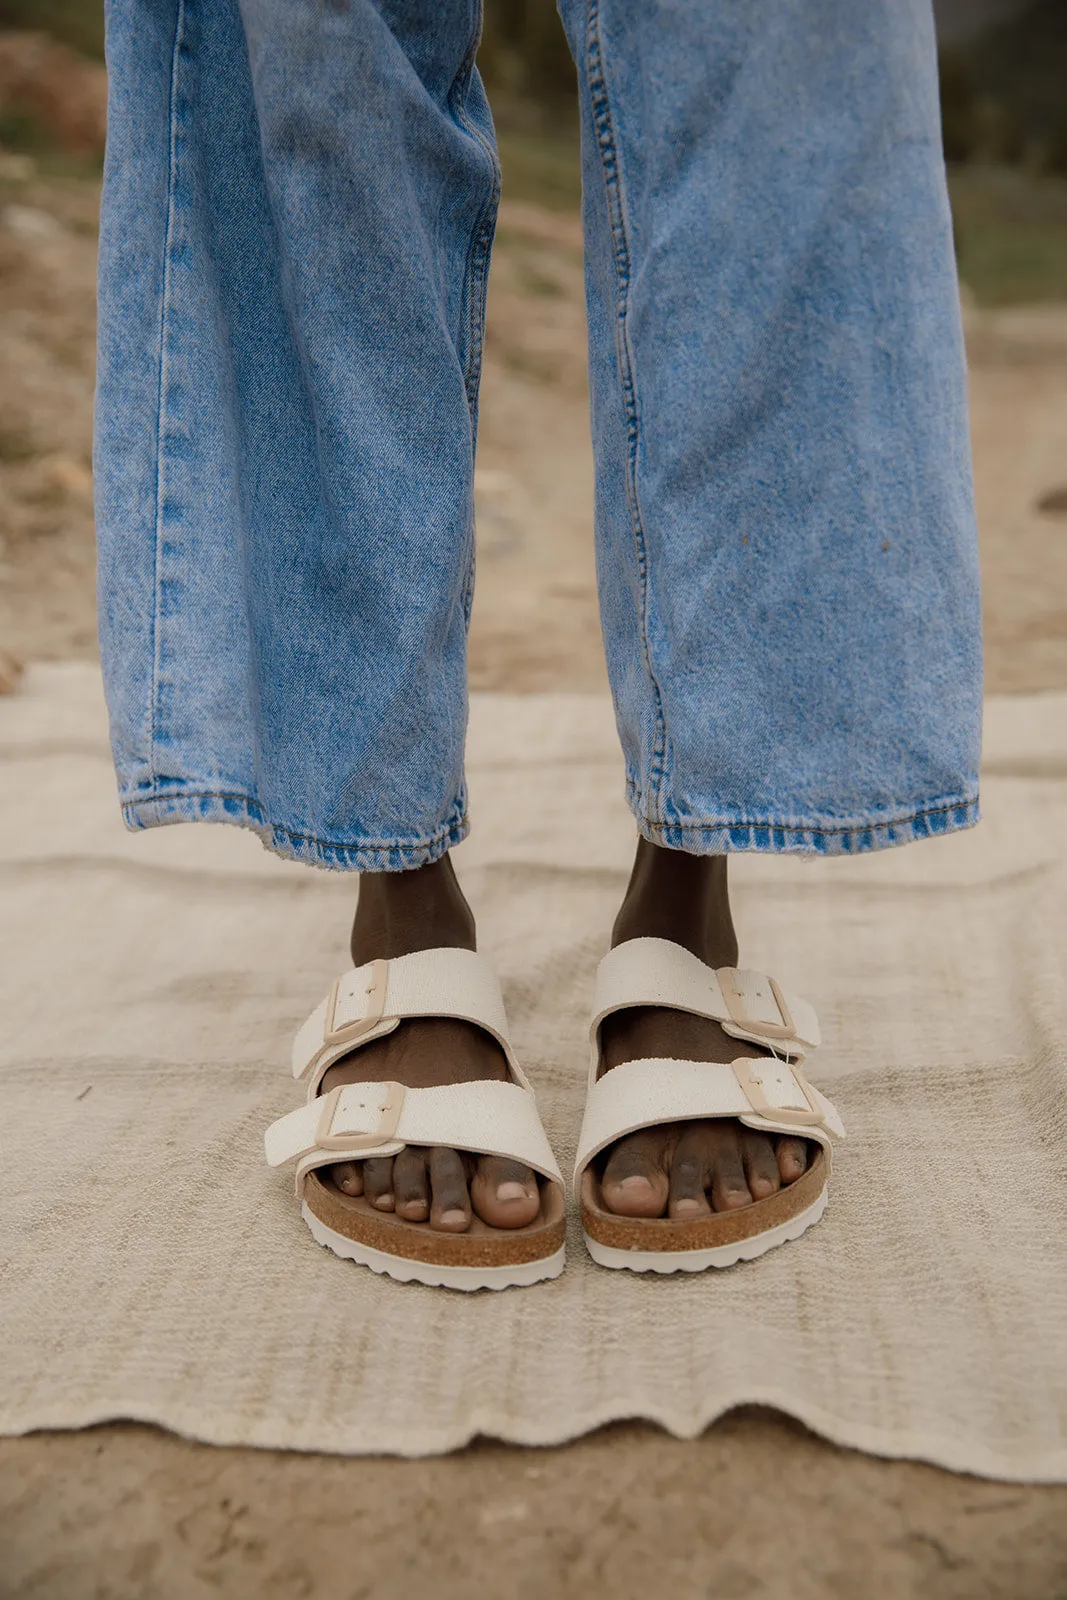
[96, 0, 982, 871]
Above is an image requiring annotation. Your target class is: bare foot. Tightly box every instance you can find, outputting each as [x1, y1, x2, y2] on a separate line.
[321, 855, 541, 1233]
[597, 839, 811, 1219]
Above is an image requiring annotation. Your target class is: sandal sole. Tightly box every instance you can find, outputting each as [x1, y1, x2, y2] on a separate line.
[582, 1188, 828, 1273]
[580, 1146, 829, 1273]
[301, 1170, 567, 1291]
[303, 1205, 566, 1289]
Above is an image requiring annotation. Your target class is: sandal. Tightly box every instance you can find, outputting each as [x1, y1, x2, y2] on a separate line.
[574, 937, 844, 1273]
[265, 948, 566, 1290]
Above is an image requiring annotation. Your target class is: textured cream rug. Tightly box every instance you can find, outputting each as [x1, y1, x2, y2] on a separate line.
[1, 665, 1065, 1480]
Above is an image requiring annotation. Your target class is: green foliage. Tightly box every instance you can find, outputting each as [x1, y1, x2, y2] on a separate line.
[495, 129, 581, 210]
[0, 106, 40, 151]
[938, 0, 1067, 171]
[939, 52, 977, 164]
[1048, 113, 1067, 182]
[948, 163, 1067, 303]
[0, 0, 103, 57]
[480, 0, 575, 111]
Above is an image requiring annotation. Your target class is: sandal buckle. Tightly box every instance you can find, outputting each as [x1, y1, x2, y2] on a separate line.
[717, 968, 796, 1042]
[315, 1081, 406, 1152]
[324, 958, 390, 1046]
[733, 1058, 824, 1128]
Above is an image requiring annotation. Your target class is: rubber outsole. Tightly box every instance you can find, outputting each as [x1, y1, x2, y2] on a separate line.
[302, 1202, 567, 1291]
[582, 1187, 829, 1274]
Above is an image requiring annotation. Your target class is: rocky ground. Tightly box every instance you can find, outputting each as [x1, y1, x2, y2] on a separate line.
[2, 139, 1067, 1600]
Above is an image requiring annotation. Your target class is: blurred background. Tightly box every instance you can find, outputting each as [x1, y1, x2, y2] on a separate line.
[0, 0, 1064, 694]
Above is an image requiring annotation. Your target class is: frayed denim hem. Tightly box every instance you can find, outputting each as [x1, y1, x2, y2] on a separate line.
[120, 789, 469, 871]
[628, 789, 980, 857]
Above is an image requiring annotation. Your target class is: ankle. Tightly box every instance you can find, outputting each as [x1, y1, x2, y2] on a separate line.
[612, 838, 738, 968]
[351, 854, 476, 963]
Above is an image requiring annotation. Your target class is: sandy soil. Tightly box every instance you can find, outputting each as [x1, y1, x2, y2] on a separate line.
[5, 1413, 1066, 1600]
[1, 164, 1066, 1598]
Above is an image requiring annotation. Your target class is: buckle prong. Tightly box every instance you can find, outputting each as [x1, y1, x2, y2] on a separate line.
[315, 1081, 406, 1152]
[733, 1058, 823, 1127]
[717, 969, 796, 1042]
[324, 958, 389, 1046]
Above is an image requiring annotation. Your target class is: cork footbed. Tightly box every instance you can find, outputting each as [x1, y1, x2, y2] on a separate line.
[304, 1170, 566, 1269]
[580, 1144, 827, 1253]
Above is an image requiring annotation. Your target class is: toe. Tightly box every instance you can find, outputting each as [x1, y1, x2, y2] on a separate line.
[600, 1128, 671, 1218]
[362, 1156, 396, 1211]
[740, 1129, 781, 1201]
[776, 1136, 810, 1184]
[471, 1155, 540, 1230]
[667, 1129, 712, 1219]
[332, 1160, 363, 1196]
[707, 1123, 753, 1212]
[428, 1146, 472, 1232]
[392, 1147, 430, 1222]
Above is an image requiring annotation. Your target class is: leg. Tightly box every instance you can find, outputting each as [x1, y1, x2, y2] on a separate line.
[97, 0, 493, 868]
[96, 0, 537, 1229]
[556, 0, 981, 1214]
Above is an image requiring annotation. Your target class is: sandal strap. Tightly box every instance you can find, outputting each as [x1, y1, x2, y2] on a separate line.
[265, 1078, 563, 1195]
[574, 1057, 844, 1181]
[590, 938, 820, 1056]
[292, 947, 525, 1090]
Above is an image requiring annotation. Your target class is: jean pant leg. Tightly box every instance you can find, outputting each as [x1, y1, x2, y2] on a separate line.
[558, 0, 982, 855]
[95, 0, 497, 869]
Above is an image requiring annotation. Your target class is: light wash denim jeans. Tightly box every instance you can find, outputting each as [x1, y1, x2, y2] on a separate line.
[96, 0, 982, 871]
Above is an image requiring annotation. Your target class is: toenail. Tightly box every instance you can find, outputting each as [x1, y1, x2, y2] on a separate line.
[495, 1182, 530, 1202]
[673, 1198, 703, 1215]
[620, 1175, 652, 1190]
[373, 1194, 394, 1209]
[440, 1208, 467, 1225]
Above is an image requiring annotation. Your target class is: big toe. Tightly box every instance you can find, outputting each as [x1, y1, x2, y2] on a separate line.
[471, 1155, 541, 1229]
[600, 1128, 672, 1217]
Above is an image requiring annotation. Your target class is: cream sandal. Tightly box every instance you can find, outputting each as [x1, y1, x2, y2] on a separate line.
[575, 937, 844, 1273]
[265, 948, 566, 1290]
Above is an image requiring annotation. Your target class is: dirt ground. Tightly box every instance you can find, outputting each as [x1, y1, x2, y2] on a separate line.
[2, 163, 1067, 1598]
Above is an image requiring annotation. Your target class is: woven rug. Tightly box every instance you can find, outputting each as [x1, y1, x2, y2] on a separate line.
[1, 664, 1065, 1480]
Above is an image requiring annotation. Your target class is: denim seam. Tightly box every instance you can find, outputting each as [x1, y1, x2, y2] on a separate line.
[450, 8, 499, 625]
[148, 0, 186, 790]
[450, 10, 500, 418]
[584, 0, 669, 818]
[122, 788, 468, 853]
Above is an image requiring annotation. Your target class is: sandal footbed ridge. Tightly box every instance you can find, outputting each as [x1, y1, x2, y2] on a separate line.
[304, 1170, 567, 1268]
[580, 1145, 827, 1253]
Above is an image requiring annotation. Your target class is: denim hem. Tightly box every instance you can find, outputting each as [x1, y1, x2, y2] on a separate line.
[628, 787, 980, 857]
[120, 788, 469, 872]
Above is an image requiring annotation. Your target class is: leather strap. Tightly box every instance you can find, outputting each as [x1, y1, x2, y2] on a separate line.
[265, 1078, 563, 1197]
[271, 949, 562, 1198]
[291, 947, 526, 1093]
[578, 938, 842, 1183]
[590, 937, 820, 1056]
[574, 1057, 844, 1182]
